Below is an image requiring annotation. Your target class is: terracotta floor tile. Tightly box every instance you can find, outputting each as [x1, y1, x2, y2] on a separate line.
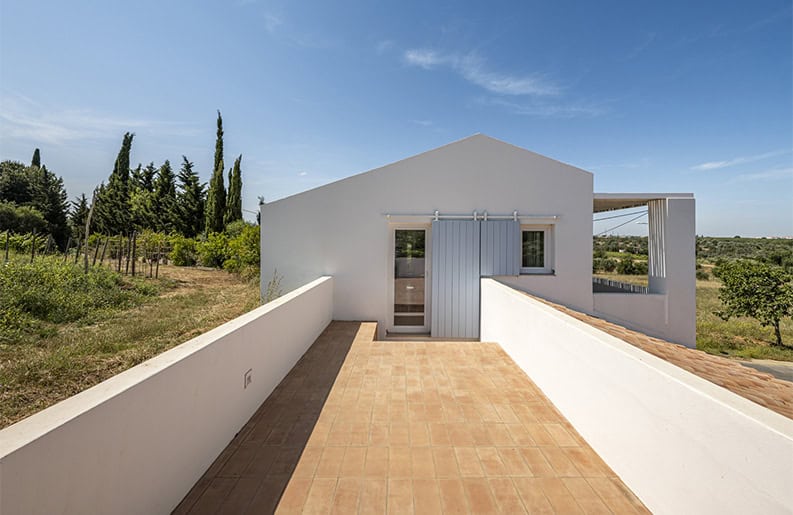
[410, 479, 441, 514]
[411, 447, 436, 478]
[462, 478, 498, 514]
[538, 477, 584, 513]
[275, 477, 312, 513]
[388, 478, 414, 514]
[389, 447, 412, 478]
[330, 477, 361, 514]
[513, 477, 554, 514]
[519, 447, 555, 478]
[541, 447, 582, 477]
[488, 478, 527, 513]
[432, 447, 460, 478]
[340, 447, 367, 477]
[563, 477, 611, 514]
[438, 479, 469, 514]
[476, 447, 507, 476]
[180, 322, 647, 514]
[359, 479, 387, 513]
[365, 447, 389, 478]
[454, 447, 484, 477]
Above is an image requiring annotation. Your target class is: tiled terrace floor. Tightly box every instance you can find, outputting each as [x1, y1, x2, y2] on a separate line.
[176, 321, 647, 514]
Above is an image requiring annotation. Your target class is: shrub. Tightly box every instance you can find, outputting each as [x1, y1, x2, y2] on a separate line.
[197, 232, 229, 268]
[616, 255, 636, 274]
[170, 235, 197, 266]
[223, 224, 260, 276]
[696, 270, 710, 281]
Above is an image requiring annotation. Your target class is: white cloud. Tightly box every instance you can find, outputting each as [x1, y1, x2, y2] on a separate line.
[298, 171, 308, 176]
[691, 149, 790, 171]
[478, 97, 607, 119]
[0, 93, 197, 147]
[411, 119, 433, 127]
[403, 49, 559, 96]
[732, 167, 793, 183]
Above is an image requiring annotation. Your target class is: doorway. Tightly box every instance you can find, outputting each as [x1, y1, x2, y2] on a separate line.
[391, 228, 429, 333]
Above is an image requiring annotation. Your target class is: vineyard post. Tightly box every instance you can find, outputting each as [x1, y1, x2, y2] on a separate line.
[30, 230, 36, 263]
[63, 236, 71, 263]
[99, 238, 109, 266]
[117, 234, 123, 272]
[3, 231, 9, 263]
[131, 232, 137, 276]
[92, 238, 101, 266]
[83, 190, 96, 274]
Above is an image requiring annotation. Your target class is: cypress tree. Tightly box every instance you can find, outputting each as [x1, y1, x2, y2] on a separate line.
[205, 111, 226, 233]
[225, 154, 243, 225]
[177, 156, 205, 237]
[31, 148, 41, 168]
[96, 132, 134, 234]
[152, 160, 178, 232]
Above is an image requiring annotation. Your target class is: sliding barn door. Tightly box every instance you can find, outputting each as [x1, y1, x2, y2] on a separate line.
[480, 220, 520, 276]
[431, 220, 481, 339]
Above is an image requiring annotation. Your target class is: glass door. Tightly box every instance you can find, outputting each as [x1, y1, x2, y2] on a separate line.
[393, 229, 427, 330]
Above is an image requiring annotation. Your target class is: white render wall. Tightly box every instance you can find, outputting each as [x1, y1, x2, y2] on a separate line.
[481, 278, 793, 515]
[0, 277, 333, 515]
[260, 135, 594, 337]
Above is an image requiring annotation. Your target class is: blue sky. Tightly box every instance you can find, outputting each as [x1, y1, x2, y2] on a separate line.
[1, 0, 791, 236]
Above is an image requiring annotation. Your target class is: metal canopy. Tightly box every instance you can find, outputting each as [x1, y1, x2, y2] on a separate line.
[593, 193, 694, 213]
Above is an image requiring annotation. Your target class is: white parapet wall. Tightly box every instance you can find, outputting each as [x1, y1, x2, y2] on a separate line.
[0, 276, 334, 515]
[481, 278, 793, 515]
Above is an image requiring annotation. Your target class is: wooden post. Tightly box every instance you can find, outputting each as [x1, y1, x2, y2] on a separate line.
[155, 242, 161, 278]
[131, 232, 137, 276]
[74, 238, 81, 264]
[63, 236, 71, 263]
[44, 235, 53, 255]
[3, 231, 9, 263]
[125, 233, 132, 275]
[99, 238, 109, 266]
[92, 238, 101, 266]
[83, 191, 96, 274]
[30, 230, 36, 263]
[117, 235, 123, 272]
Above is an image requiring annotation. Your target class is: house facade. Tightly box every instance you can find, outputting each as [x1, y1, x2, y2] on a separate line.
[260, 134, 695, 345]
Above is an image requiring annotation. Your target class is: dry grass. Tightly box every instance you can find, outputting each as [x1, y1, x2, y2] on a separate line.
[0, 265, 260, 428]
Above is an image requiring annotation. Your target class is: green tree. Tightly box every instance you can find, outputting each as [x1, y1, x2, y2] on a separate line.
[96, 132, 134, 234]
[69, 194, 90, 240]
[714, 260, 793, 347]
[225, 154, 243, 225]
[177, 156, 205, 237]
[152, 160, 179, 232]
[0, 158, 70, 247]
[205, 111, 226, 233]
[0, 201, 47, 234]
[31, 148, 41, 168]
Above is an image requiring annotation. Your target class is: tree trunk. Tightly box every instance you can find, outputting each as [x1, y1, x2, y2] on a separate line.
[774, 321, 783, 347]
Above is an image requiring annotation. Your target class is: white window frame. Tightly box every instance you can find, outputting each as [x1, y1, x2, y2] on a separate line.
[520, 224, 554, 274]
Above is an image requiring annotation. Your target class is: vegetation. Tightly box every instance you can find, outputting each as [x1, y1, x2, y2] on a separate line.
[0, 265, 260, 428]
[594, 234, 793, 360]
[0, 154, 69, 247]
[713, 260, 792, 347]
[0, 257, 159, 344]
[205, 110, 227, 233]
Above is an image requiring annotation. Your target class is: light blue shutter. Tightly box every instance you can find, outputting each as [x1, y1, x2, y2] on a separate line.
[480, 220, 520, 276]
[431, 220, 481, 338]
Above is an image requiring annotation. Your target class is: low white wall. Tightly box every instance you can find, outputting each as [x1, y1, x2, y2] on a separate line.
[481, 278, 793, 515]
[0, 276, 334, 515]
[592, 292, 683, 344]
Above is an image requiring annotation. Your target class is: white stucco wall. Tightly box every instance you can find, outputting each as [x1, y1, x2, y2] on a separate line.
[260, 134, 593, 337]
[0, 277, 333, 515]
[481, 278, 793, 515]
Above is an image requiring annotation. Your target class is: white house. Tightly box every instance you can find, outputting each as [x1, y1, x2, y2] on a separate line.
[260, 134, 696, 346]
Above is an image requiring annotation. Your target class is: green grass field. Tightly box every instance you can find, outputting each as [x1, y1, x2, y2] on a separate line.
[0, 264, 260, 428]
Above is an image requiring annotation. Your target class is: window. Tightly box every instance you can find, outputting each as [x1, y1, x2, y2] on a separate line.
[521, 226, 553, 274]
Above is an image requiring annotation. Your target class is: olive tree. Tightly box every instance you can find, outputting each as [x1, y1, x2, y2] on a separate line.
[714, 260, 793, 347]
